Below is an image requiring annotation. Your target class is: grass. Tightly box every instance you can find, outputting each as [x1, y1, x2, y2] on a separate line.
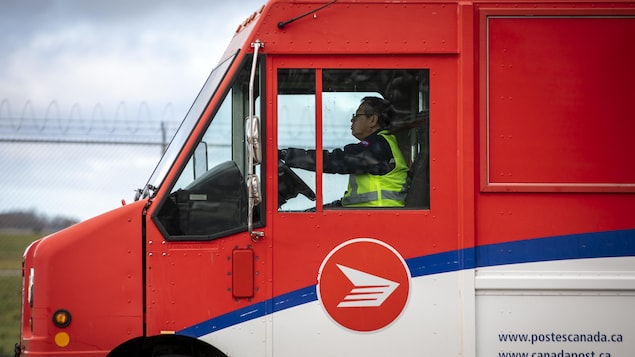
[0, 232, 41, 357]
[0, 276, 21, 357]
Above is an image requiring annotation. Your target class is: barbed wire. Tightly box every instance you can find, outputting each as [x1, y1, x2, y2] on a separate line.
[0, 99, 355, 149]
[0, 99, 181, 147]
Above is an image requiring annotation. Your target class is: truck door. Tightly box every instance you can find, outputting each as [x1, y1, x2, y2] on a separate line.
[271, 55, 466, 355]
[143, 53, 268, 356]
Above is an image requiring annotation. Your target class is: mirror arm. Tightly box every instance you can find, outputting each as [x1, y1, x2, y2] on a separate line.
[247, 40, 264, 242]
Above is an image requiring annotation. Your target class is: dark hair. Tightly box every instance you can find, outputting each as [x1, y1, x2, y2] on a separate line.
[361, 96, 392, 129]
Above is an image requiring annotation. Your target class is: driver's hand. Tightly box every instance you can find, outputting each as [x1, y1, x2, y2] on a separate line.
[278, 149, 288, 162]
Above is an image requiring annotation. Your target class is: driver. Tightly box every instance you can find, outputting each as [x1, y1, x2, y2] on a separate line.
[279, 96, 408, 207]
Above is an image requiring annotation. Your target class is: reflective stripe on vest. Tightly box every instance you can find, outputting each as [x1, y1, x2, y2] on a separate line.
[341, 130, 408, 207]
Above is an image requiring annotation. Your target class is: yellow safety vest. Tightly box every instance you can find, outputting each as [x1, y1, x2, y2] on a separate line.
[342, 130, 408, 207]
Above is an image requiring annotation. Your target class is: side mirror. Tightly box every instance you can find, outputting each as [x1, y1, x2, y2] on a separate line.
[246, 115, 261, 165]
[245, 115, 262, 208]
[246, 114, 263, 241]
[248, 174, 261, 207]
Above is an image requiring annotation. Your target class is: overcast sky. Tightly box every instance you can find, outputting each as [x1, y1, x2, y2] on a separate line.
[0, 0, 263, 221]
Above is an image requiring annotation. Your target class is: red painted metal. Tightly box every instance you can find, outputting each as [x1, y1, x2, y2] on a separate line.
[22, 200, 144, 355]
[232, 249, 255, 298]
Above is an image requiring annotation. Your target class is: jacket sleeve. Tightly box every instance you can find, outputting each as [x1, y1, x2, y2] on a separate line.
[280, 134, 395, 175]
[279, 148, 317, 171]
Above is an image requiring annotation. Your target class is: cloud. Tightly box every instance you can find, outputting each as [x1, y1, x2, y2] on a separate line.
[0, 0, 264, 220]
[1, 0, 261, 113]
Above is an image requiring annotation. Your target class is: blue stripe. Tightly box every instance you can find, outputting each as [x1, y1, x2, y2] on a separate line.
[408, 229, 635, 277]
[178, 228, 635, 337]
[179, 301, 270, 337]
[475, 229, 635, 269]
[179, 286, 317, 338]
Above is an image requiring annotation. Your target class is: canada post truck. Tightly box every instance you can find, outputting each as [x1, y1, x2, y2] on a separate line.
[16, 0, 635, 356]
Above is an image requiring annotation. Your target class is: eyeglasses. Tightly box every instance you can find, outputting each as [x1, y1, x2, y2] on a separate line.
[351, 113, 373, 121]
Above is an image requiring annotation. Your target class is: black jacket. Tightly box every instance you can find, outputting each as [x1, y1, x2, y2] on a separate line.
[280, 130, 396, 175]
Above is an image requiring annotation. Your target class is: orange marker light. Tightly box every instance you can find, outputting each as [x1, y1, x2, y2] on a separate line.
[54, 332, 70, 347]
[52, 309, 71, 328]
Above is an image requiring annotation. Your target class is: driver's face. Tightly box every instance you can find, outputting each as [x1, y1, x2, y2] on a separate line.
[350, 103, 378, 140]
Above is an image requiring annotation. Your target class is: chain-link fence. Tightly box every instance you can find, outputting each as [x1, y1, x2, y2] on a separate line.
[0, 139, 165, 356]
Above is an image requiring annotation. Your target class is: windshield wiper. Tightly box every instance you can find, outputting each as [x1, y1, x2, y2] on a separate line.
[277, 0, 336, 29]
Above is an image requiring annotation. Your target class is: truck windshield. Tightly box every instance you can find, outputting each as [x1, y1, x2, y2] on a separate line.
[138, 53, 237, 199]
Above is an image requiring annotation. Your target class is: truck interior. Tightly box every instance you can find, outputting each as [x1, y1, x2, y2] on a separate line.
[276, 68, 430, 211]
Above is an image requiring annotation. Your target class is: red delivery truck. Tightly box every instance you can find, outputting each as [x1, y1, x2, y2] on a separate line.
[17, 0, 635, 356]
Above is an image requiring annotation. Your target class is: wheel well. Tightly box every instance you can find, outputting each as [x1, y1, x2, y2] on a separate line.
[107, 334, 227, 357]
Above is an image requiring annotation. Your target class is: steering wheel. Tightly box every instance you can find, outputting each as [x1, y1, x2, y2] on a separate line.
[278, 160, 316, 206]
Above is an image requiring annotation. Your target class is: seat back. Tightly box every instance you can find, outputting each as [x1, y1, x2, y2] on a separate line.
[391, 111, 429, 209]
[404, 148, 429, 208]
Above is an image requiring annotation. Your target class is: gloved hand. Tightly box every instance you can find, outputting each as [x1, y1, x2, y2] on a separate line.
[278, 149, 288, 161]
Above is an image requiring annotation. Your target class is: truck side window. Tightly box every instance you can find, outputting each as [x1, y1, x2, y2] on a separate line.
[155, 57, 263, 240]
[277, 69, 317, 210]
[278, 68, 429, 211]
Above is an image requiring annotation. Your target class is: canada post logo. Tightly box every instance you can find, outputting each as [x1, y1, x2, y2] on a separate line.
[317, 238, 411, 332]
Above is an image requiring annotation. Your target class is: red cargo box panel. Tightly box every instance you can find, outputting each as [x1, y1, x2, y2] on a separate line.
[481, 14, 635, 192]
